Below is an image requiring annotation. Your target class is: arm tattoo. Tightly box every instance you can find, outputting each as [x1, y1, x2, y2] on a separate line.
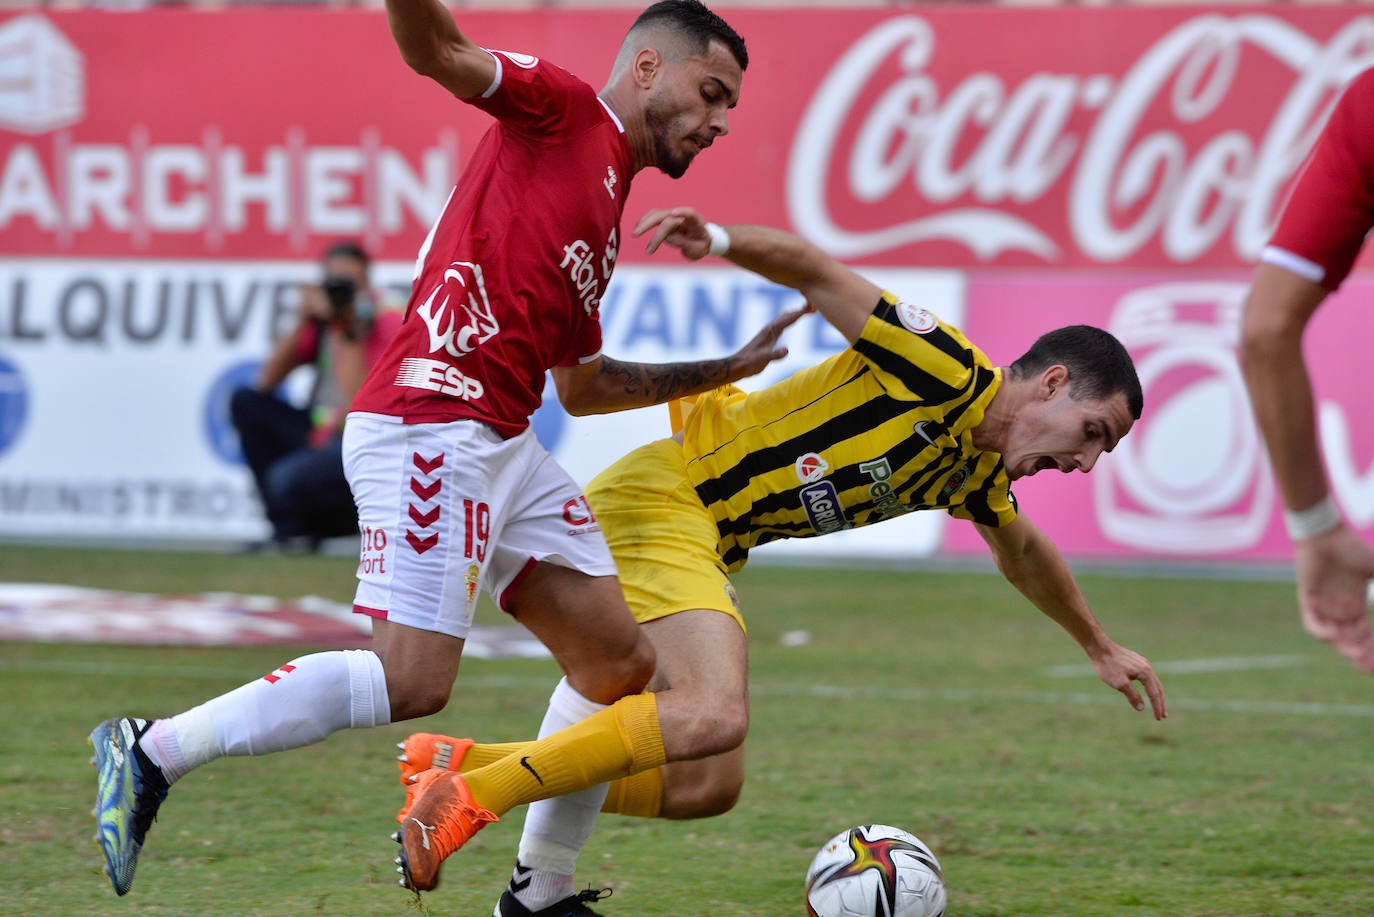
[598, 355, 734, 403]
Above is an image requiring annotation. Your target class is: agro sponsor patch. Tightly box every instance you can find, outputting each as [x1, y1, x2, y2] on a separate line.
[800, 481, 850, 534]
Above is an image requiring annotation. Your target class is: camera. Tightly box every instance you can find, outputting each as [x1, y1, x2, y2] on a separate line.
[321, 274, 357, 316]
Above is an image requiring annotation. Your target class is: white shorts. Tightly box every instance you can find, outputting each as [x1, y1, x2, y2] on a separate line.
[342, 413, 618, 639]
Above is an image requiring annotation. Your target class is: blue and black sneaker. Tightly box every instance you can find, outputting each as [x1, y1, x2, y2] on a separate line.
[88, 717, 170, 896]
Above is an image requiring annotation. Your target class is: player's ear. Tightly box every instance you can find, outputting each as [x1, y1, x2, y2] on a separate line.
[1042, 364, 1069, 399]
[633, 48, 662, 89]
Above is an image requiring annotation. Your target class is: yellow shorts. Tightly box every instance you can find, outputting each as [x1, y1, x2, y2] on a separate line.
[586, 437, 745, 633]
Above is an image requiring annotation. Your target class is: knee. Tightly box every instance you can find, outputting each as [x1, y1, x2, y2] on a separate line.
[661, 763, 744, 819]
[262, 461, 297, 508]
[385, 680, 451, 723]
[378, 651, 453, 721]
[373, 626, 463, 722]
[685, 700, 749, 760]
[680, 780, 742, 819]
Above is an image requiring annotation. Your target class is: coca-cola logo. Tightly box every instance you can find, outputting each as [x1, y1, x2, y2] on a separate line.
[789, 14, 1374, 266]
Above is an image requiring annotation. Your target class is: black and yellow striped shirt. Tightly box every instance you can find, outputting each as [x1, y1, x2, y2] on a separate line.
[681, 292, 1016, 571]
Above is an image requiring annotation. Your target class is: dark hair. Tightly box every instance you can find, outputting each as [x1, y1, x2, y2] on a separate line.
[1008, 325, 1143, 419]
[323, 240, 369, 269]
[630, 0, 748, 71]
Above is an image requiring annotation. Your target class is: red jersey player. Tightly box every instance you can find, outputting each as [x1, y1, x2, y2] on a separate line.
[1241, 65, 1374, 673]
[88, 2, 801, 907]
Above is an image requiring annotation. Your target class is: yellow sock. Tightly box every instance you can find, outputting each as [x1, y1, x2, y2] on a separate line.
[449, 738, 655, 813]
[601, 766, 664, 818]
[463, 693, 665, 817]
[459, 740, 528, 771]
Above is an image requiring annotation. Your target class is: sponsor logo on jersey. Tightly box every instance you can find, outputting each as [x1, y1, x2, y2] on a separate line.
[394, 357, 485, 400]
[561, 232, 616, 316]
[800, 480, 850, 534]
[416, 261, 500, 358]
[562, 496, 601, 535]
[795, 452, 829, 483]
[859, 457, 911, 519]
[939, 466, 971, 501]
[604, 165, 618, 200]
[895, 301, 938, 334]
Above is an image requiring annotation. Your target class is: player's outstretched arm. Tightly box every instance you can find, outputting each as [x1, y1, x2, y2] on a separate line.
[1240, 262, 1330, 512]
[634, 207, 880, 346]
[977, 516, 1167, 720]
[385, 0, 496, 99]
[1241, 262, 1374, 672]
[551, 305, 809, 416]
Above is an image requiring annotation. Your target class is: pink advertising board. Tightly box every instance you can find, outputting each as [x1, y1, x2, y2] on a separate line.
[947, 274, 1374, 560]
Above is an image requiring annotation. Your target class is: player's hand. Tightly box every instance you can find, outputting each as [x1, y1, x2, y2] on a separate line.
[634, 207, 712, 260]
[1088, 641, 1167, 720]
[726, 303, 813, 379]
[297, 283, 334, 323]
[1294, 525, 1374, 673]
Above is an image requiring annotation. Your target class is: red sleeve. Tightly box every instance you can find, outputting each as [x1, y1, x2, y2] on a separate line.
[556, 311, 603, 367]
[465, 52, 602, 138]
[1264, 68, 1374, 291]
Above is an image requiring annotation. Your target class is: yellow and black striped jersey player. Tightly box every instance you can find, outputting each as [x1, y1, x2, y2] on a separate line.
[398, 207, 1168, 917]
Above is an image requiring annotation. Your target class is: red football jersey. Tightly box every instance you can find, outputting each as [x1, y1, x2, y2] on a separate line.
[1263, 67, 1374, 291]
[352, 50, 633, 436]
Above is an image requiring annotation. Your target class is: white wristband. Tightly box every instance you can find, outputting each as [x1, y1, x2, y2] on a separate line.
[1284, 495, 1342, 541]
[704, 222, 731, 257]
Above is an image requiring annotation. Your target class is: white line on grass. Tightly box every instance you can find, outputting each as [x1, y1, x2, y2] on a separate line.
[1043, 654, 1311, 677]
[747, 683, 1374, 718]
[10, 657, 1374, 719]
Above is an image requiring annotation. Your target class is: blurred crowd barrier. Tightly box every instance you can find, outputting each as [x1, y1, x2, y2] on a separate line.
[1, 4, 1373, 567]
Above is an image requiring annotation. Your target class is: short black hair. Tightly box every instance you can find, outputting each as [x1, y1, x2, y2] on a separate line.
[1008, 325, 1143, 419]
[630, 0, 748, 71]
[323, 240, 369, 269]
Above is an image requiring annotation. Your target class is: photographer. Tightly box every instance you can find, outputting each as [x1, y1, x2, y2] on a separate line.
[230, 241, 401, 552]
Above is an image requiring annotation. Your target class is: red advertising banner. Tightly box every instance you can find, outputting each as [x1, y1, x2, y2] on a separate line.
[3, 7, 1374, 268]
[1, 6, 1372, 562]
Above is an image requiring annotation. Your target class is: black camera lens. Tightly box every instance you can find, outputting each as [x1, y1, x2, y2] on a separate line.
[322, 275, 356, 313]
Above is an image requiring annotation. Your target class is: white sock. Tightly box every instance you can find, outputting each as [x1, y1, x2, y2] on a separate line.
[139, 649, 390, 784]
[512, 677, 610, 908]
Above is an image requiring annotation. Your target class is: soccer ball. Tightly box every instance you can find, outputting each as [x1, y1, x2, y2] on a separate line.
[804, 824, 947, 917]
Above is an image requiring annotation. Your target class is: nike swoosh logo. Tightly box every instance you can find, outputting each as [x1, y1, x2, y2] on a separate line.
[519, 756, 544, 786]
[913, 422, 937, 447]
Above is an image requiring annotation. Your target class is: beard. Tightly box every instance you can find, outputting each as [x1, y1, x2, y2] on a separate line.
[645, 103, 693, 179]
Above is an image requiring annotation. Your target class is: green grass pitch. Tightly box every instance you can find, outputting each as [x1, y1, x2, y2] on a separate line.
[2, 545, 1373, 916]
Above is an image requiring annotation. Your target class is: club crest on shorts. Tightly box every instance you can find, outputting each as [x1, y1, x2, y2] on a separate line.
[464, 562, 481, 615]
